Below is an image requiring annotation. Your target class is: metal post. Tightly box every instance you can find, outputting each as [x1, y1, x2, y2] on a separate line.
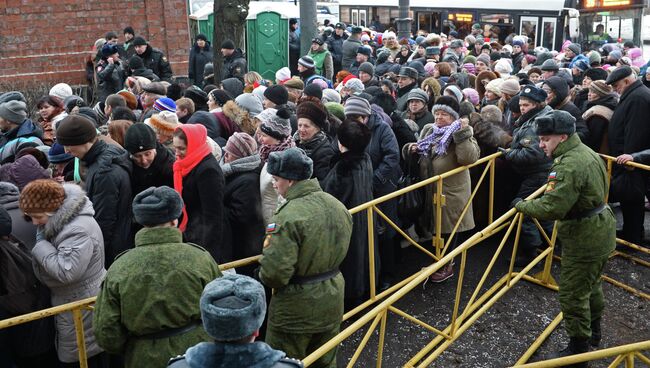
[368, 207, 376, 300]
[299, 0, 318, 56]
[72, 309, 88, 368]
[396, 0, 411, 40]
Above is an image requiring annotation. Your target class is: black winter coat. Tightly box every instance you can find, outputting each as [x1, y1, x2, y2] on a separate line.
[222, 162, 264, 276]
[131, 67, 160, 82]
[82, 140, 133, 266]
[136, 45, 173, 82]
[222, 49, 247, 82]
[609, 80, 650, 156]
[322, 152, 376, 299]
[326, 33, 347, 68]
[181, 154, 226, 263]
[295, 132, 335, 184]
[130, 143, 175, 197]
[189, 43, 213, 85]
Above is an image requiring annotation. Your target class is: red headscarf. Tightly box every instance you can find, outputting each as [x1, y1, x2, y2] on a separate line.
[173, 124, 212, 232]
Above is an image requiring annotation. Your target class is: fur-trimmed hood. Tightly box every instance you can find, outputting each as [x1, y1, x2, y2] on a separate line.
[475, 71, 498, 99]
[43, 184, 93, 240]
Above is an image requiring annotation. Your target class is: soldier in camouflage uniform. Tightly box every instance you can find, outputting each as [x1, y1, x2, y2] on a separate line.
[259, 147, 353, 368]
[93, 186, 221, 368]
[515, 110, 616, 367]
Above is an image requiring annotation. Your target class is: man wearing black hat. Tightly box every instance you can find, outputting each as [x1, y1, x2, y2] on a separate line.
[515, 110, 616, 366]
[132, 36, 173, 82]
[94, 186, 221, 368]
[326, 22, 348, 74]
[347, 46, 372, 76]
[289, 18, 301, 75]
[124, 123, 175, 197]
[220, 39, 247, 83]
[606, 65, 650, 245]
[341, 26, 363, 73]
[96, 43, 125, 103]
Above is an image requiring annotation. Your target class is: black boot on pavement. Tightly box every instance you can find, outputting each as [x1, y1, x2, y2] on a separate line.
[545, 337, 590, 368]
[590, 318, 602, 348]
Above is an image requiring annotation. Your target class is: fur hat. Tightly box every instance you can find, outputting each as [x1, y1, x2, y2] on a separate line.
[142, 82, 167, 96]
[224, 132, 258, 160]
[0, 91, 27, 104]
[19, 179, 65, 214]
[589, 80, 613, 97]
[297, 101, 328, 129]
[344, 96, 372, 117]
[407, 88, 428, 104]
[132, 186, 183, 226]
[56, 115, 97, 146]
[337, 120, 371, 154]
[508, 95, 521, 114]
[147, 111, 179, 135]
[426, 46, 441, 56]
[117, 90, 138, 110]
[519, 85, 548, 103]
[124, 123, 157, 154]
[200, 273, 267, 342]
[264, 85, 289, 106]
[481, 105, 503, 124]
[432, 95, 460, 120]
[267, 147, 313, 181]
[398, 66, 419, 80]
[584, 67, 608, 82]
[235, 93, 263, 117]
[356, 46, 371, 57]
[0, 100, 28, 123]
[535, 110, 576, 136]
[258, 108, 292, 140]
[101, 43, 119, 57]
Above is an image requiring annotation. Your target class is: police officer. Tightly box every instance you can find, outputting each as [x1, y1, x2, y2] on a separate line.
[515, 110, 616, 366]
[132, 36, 173, 82]
[259, 147, 352, 368]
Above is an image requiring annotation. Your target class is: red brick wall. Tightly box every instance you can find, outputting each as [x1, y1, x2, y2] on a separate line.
[0, 0, 191, 86]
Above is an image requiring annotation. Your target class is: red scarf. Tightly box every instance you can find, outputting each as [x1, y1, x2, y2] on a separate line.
[173, 124, 212, 232]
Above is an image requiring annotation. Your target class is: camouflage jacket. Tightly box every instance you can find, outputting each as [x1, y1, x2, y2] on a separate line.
[260, 179, 352, 333]
[93, 227, 221, 368]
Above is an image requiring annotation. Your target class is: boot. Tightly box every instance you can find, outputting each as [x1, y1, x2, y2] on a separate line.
[590, 318, 601, 348]
[545, 337, 590, 368]
[429, 263, 454, 283]
[512, 247, 537, 268]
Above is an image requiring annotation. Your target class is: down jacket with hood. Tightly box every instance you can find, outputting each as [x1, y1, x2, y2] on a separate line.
[31, 184, 106, 363]
[543, 76, 590, 142]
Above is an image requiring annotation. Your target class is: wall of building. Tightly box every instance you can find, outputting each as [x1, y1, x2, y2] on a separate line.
[0, 0, 191, 86]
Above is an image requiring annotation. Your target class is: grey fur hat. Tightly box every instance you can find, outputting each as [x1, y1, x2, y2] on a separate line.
[267, 147, 313, 181]
[407, 88, 428, 103]
[200, 273, 266, 341]
[535, 110, 576, 136]
[132, 186, 183, 226]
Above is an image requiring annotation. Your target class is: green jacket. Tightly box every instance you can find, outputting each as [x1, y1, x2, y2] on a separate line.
[260, 179, 352, 334]
[93, 227, 222, 368]
[515, 134, 616, 260]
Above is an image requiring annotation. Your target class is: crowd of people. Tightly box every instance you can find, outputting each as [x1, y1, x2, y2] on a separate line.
[0, 20, 649, 368]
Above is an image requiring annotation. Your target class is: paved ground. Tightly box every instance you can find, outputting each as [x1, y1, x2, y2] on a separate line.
[335, 208, 650, 367]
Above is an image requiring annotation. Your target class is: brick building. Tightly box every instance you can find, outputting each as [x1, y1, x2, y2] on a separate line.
[0, 0, 191, 87]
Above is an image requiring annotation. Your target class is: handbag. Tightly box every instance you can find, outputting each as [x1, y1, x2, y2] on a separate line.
[397, 154, 425, 223]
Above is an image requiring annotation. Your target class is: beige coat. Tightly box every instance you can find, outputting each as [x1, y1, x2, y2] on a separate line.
[403, 124, 480, 236]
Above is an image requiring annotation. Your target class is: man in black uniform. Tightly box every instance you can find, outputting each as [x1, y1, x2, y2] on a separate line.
[326, 22, 347, 75]
[132, 36, 173, 82]
[220, 39, 247, 83]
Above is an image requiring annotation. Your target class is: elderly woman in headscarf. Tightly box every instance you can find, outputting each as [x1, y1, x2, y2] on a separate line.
[403, 96, 480, 283]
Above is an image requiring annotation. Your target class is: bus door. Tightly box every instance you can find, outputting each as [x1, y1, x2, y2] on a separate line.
[416, 11, 441, 34]
[520, 15, 559, 51]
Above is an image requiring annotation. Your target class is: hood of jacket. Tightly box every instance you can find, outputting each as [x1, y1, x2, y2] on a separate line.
[42, 184, 94, 240]
[370, 104, 393, 128]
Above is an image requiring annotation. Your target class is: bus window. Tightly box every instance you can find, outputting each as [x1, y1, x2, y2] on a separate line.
[480, 14, 514, 43]
[445, 13, 474, 39]
[520, 16, 538, 48]
[541, 18, 557, 51]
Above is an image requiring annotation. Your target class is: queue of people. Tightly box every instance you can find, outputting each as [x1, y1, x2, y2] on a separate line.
[0, 21, 648, 368]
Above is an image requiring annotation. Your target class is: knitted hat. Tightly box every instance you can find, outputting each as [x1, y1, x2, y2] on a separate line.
[221, 39, 235, 49]
[147, 111, 179, 135]
[322, 89, 341, 104]
[535, 110, 576, 136]
[462, 63, 476, 75]
[540, 59, 559, 71]
[19, 179, 65, 215]
[132, 36, 147, 46]
[432, 95, 460, 120]
[500, 79, 520, 96]
[605, 65, 632, 85]
[117, 90, 138, 110]
[283, 77, 305, 90]
[263, 85, 289, 106]
[463, 55, 477, 65]
[344, 96, 372, 117]
[544, 76, 569, 97]
[0, 100, 28, 123]
[258, 108, 292, 140]
[296, 101, 327, 129]
[298, 55, 316, 69]
[462, 88, 480, 106]
[275, 67, 292, 84]
[0, 155, 50, 191]
[589, 80, 613, 97]
[567, 43, 581, 55]
[56, 115, 98, 146]
[303, 83, 323, 100]
[132, 186, 183, 226]
[476, 53, 491, 66]
[267, 147, 313, 181]
[359, 62, 375, 76]
[519, 85, 547, 103]
[101, 43, 119, 57]
[588, 51, 602, 65]
[142, 82, 167, 96]
[200, 273, 267, 342]
[494, 59, 513, 75]
[153, 97, 177, 112]
[124, 123, 157, 154]
[49, 83, 73, 101]
[224, 132, 258, 160]
[584, 67, 608, 81]
[325, 102, 344, 121]
[356, 46, 371, 57]
[48, 142, 73, 163]
[407, 88, 428, 104]
[209, 89, 233, 107]
[344, 78, 365, 93]
[235, 93, 263, 117]
[398, 66, 419, 80]
[485, 79, 503, 97]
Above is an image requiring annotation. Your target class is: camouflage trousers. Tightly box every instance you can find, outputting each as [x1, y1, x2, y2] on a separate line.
[265, 325, 339, 368]
[559, 254, 609, 338]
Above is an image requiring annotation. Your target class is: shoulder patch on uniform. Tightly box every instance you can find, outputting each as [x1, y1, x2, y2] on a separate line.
[554, 157, 562, 164]
[162, 56, 168, 62]
[545, 181, 556, 192]
[266, 223, 279, 233]
[97, 66, 103, 72]
[548, 171, 557, 179]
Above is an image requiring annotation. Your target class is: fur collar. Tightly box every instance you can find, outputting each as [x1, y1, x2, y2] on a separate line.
[43, 184, 90, 240]
[185, 342, 285, 368]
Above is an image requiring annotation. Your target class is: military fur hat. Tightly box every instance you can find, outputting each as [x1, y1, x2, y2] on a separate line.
[535, 110, 576, 136]
[200, 273, 267, 341]
[519, 85, 547, 103]
[132, 186, 183, 226]
[267, 147, 313, 181]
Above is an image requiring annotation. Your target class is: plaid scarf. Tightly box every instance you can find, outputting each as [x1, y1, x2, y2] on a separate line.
[416, 120, 462, 157]
[259, 136, 295, 163]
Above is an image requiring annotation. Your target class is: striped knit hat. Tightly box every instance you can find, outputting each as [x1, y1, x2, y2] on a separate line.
[224, 132, 258, 160]
[258, 108, 292, 140]
[154, 97, 177, 112]
[588, 80, 612, 97]
[298, 56, 316, 69]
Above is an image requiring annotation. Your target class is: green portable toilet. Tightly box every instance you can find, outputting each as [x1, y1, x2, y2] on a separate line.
[246, 11, 289, 81]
